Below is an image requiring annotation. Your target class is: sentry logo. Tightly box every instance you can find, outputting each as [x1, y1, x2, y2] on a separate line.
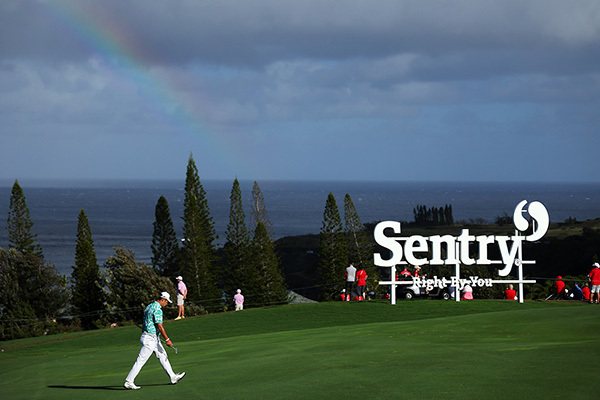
[373, 200, 549, 277]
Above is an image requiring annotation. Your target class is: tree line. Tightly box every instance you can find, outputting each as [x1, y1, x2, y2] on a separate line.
[413, 204, 454, 226]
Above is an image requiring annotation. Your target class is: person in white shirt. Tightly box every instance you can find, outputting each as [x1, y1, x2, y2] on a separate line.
[344, 263, 357, 301]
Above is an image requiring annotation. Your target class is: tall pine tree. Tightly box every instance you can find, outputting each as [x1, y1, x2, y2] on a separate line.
[251, 221, 287, 306]
[180, 155, 221, 312]
[151, 195, 179, 277]
[2, 181, 68, 339]
[344, 193, 377, 287]
[7, 180, 42, 257]
[445, 204, 454, 225]
[318, 192, 347, 301]
[249, 182, 286, 305]
[224, 178, 252, 302]
[250, 181, 273, 239]
[71, 209, 106, 329]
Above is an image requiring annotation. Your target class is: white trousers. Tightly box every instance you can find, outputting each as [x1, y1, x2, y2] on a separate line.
[126, 332, 175, 383]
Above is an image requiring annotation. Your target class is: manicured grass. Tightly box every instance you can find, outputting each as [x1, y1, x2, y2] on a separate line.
[1, 300, 598, 399]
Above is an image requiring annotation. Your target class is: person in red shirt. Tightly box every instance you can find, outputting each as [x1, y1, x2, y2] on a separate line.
[555, 276, 566, 299]
[588, 262, 600, 304]
[356, 264, 368, 301]
[582, 283, 591, 301]
[504, 284, 517, 300]
[414, 266, 426, 278]
[400, 266, 412, 278]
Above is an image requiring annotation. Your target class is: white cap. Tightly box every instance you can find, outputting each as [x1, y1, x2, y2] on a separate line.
[236, 289, 241, 293]
[176, 276, 183, 280]
[593, 263, 600, 268]
[160, 292, 172, 303]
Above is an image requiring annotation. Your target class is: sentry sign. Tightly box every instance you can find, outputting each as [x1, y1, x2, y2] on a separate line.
[375, 200, 549, 304]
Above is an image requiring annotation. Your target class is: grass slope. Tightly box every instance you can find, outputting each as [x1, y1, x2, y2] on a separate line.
[1, 301, 598, 399]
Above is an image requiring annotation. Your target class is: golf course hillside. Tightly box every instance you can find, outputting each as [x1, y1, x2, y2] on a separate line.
[1, 300, 598, 399]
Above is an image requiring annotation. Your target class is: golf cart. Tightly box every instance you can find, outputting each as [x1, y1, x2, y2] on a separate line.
[396, 277, 451, 300]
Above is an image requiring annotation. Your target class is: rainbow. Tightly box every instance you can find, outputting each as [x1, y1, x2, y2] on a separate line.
[40, 2, 251, 177]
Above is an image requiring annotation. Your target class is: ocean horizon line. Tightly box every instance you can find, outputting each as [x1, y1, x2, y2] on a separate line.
[1, 178, 599, 189]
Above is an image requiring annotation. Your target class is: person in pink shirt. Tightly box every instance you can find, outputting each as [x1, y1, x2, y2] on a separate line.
[461, 284, 473, 300]
[175, 276, 187, 320]
[234, 289, 245, 311]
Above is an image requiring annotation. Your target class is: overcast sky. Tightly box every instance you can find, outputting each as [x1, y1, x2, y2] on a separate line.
[1, 0, 598, 184]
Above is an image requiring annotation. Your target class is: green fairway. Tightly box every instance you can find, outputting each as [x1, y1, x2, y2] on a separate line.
[1, 301, 598, 399]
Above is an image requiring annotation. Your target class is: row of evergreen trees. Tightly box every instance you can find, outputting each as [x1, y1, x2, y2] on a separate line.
[413, 204, 454, 226]
[150, 157, 288, 313]
[71, 155, 289, 326]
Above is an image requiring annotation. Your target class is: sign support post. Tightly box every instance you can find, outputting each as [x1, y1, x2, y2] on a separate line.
[390, 265, 397, 305]
[455, 242, 460, 302]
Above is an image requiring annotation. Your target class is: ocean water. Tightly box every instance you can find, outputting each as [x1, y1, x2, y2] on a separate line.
[0, 180, 598, 277]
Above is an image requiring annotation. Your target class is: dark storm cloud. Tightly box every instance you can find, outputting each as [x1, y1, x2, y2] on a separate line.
[2, 0, 599, 73]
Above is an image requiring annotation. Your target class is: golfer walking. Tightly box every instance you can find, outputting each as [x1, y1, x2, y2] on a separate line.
[124, 292, 186, 390]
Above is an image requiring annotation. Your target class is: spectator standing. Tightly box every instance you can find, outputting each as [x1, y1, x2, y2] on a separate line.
[555, 276, 567, 299]
[344, 263, 357, 301]
[356, 264, 367, 301]
[504, 284, 517, 300]
[175, 276, 187, 320]
[234, 289, 245, 311]
[588, 263, 600, 304]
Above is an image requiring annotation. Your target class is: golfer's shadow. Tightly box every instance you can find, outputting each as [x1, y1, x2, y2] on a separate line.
[48, 383, 171, 391]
